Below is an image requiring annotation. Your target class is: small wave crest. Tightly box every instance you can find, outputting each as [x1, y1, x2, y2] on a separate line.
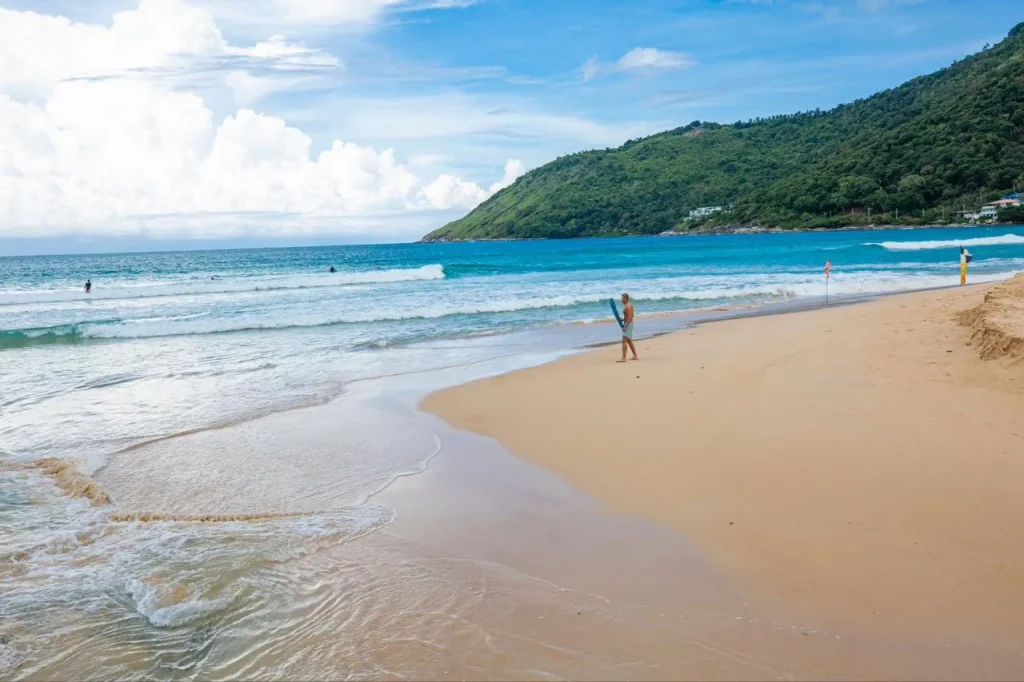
[0, 324, 86, 349]
[3, 270, 1018, 347]
[0, 265, 445, 306]
[869, 234, 1024, 251]
[0, 290, 779, 346]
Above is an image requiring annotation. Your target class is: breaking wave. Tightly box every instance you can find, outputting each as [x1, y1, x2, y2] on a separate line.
[4, 270, 1016, 348]
[869, 234, 1024, 251]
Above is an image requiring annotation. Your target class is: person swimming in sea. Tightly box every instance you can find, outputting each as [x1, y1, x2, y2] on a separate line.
[329, 266, 336, 273]
[84, 279, 92, 294]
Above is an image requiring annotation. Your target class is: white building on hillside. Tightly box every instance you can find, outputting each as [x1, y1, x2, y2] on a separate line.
[689, 205, 722, 219]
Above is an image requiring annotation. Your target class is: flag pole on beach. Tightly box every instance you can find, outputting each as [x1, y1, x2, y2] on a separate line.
[824, 260, 831, 305]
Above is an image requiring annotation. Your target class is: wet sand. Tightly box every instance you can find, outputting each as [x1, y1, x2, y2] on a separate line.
[424, 276, 1024, 663]
[70, 327, 1019, 681]
[11, 282, 1024, 680]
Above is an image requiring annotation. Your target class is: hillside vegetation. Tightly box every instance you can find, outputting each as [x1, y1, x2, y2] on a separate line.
[423, 22, 1024, 241]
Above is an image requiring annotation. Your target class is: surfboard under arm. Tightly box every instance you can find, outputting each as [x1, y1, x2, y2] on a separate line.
[609, 298, 624, 329]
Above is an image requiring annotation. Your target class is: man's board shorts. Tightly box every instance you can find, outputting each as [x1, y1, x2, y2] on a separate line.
[622, 323, 634, 339]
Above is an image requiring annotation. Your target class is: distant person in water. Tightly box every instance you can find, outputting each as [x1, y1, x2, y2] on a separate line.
[329, 266, 336, 273]
[617, 293, 638, 363]
[960, 246, 972, 286]
[84, 279, 92, 294]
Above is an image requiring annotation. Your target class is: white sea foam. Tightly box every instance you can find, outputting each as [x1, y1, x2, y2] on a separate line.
[2, 464, 398, 637]
[870, 234, 1024, 251]
[7, 269, 1014, 343]
[124, 578, 231, 628]
[0, 265, 445, 306]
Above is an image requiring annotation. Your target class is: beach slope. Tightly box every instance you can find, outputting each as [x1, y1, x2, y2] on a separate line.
[423, 277, 1024, 647]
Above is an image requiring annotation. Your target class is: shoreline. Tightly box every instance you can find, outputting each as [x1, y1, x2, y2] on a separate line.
[8, 230, 1024, 679]
[8, 274, 1023, 679]
[420, 221, 1024, 243]
[422, 276, 1024, 662]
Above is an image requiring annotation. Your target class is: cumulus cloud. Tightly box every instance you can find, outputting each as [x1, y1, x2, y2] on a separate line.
[0, 1, 337, 99]
[581, 47, 696, 81]
[0, 0, 517, 238]
[409, 158, 523, 210]
[0, 0, 221, 99]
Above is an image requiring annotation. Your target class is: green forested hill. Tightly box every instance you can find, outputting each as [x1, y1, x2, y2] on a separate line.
[422, 22, 1024, 241]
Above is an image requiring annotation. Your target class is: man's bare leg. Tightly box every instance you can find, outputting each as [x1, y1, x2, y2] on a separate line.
[626, 338, 639, 360]
[617, 337, 628, 363]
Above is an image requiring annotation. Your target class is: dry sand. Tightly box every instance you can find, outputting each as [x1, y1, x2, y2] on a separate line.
[423, 276, 1024, 650]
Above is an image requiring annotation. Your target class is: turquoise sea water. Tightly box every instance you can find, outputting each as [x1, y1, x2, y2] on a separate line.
[3, 225, 1024, 679]
[3, 225, 1024, 465]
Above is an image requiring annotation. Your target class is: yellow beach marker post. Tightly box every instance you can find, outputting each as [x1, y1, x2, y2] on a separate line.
[960, 247, 971, 286]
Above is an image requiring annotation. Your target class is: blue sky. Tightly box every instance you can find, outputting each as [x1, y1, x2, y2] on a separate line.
[0, 0, 1020, 254]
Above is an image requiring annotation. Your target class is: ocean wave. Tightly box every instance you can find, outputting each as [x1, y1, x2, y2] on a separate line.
[0, 324, 88, 349]
[869, 234, 1024, 251]
[0, 265, 445, 306]
[3, 270, 1015, 347]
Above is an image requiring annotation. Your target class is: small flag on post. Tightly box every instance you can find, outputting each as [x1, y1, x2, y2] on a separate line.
[824, 260, 831, 305]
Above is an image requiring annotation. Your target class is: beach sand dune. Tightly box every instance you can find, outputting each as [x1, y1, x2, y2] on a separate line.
[959, 273, 1024, 360]
[424, 279, 1024, 651]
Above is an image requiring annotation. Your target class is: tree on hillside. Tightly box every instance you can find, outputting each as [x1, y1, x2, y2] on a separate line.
[423, 22, 1024, 241]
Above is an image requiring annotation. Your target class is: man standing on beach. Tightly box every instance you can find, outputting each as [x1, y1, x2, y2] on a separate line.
[618, 293, 639, 363]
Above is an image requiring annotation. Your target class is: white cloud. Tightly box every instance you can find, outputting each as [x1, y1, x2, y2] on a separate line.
[492, 159, 525, 192]
[0, 1, 337, 101]
[420, 158, 522, 211]
[229, 35, 339, 69]
[581, 47, 697, 81]
[315, 93, 657, 151]
[0, 0, 222, 99]
[0, 0, 521, 239]
[419, 174, 489, 210]
[617, 47, 696, 71]
[581, 57, 601, 82]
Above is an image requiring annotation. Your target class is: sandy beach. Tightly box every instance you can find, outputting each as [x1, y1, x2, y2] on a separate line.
[424, 276, 1024, 653]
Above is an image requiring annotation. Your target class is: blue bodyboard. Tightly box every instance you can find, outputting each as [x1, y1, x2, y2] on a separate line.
[609, 298, 624, 329]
